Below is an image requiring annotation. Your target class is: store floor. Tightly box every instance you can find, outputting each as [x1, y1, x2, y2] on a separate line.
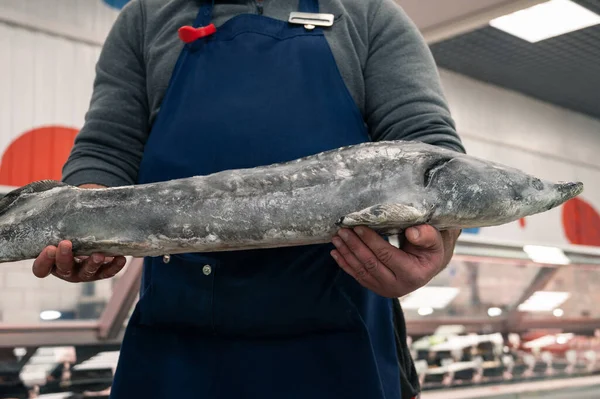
[518, 385, 600, 399]
[421, 375, 600, 399]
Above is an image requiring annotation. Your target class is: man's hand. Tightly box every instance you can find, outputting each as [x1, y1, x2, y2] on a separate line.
[330, 225, 460, 298]
[32, 241, 127, 283]
[31, 183, 127, 283]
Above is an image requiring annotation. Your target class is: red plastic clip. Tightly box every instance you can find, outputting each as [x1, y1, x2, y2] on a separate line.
[178, 24, 217, 43]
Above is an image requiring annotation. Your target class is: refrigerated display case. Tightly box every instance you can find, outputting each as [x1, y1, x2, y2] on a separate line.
[401, 235, 600, 397]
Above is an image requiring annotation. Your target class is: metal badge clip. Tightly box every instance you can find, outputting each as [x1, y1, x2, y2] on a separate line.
[288, 12, 335, 30]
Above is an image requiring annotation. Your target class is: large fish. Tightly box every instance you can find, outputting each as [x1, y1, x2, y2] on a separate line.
[0, 140, 583, 262]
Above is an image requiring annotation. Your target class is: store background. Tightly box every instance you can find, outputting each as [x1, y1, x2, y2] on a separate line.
[0, 0, 599, 397]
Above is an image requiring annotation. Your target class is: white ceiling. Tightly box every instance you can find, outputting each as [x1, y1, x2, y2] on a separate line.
[396, 0, 548, 43]
[396, 0, 511, 30]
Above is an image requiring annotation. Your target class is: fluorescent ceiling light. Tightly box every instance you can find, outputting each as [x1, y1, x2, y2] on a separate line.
[401, 287, 460, 310]
[553, 308, 564, 317]
[489, 0, 600, 43]
[523, 245, 570, 265]
[518, 291, 570, 312]
[487, 307, 503, 317]
[39, 310, 62, 321]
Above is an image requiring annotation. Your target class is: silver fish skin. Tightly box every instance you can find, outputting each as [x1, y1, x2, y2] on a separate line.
[0, 140, 583, 262]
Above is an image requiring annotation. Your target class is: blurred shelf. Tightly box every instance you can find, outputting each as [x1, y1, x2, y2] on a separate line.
[0, 321, 122, 348]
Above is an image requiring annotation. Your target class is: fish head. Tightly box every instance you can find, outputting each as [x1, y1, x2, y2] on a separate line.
[425, 154, 584, 229]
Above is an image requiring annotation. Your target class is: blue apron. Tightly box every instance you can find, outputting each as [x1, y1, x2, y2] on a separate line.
[110, 1, 403, 398]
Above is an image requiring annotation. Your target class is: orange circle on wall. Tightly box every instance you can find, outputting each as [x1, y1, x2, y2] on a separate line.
[0, 126, 78, 187]
[562, 197, 600, 247]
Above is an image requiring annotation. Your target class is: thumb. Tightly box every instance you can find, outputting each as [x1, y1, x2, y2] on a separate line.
[404, 225, 442, 252]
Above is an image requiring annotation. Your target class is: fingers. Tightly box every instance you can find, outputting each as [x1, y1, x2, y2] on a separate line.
[331, 235, 382, 288]
[97, 256, 127, 279]
[54, 241, 75, 279]
[32, 240, 126, 283]
[331, 225, 458, 298]
[32, 246, 57, 278]
[402, 225, 445, 268]
[404, 225, 443, 251]
[353, 227, 411, 267]
[77, 254, 105, 281]
[332, 228, 396, 286]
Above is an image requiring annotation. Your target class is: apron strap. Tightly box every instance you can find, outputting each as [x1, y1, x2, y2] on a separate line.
[298, 0, 319, 13]
[195, 0, 215, 28]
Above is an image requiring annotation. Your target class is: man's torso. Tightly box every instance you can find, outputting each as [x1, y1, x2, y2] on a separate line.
[134, 0, 383, 125]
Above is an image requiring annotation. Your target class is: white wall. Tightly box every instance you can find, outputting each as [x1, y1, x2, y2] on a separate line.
[0, 0, 118, 45]
[0, 0, 117, 323]
[0, 22, 101, 157]
[439, 69, 600, 247]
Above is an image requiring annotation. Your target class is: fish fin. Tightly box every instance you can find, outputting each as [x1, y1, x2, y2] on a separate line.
[337, 203, 430, 230]
[0, 180, 67, 216]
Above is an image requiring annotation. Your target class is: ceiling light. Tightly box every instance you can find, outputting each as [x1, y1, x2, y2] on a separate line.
[401, 287, 460, 310]
[489, 0, 600, 43]
[553, 308, 564, 317]
[523, 245, 571, 265]
[39, 310, 62, 321]
[418, 307, 434, 316]
[488, 307, 503, 317]
[518, 291, 570, 312]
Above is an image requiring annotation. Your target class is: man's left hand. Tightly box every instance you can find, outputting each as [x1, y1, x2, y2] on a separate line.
[330, 225, 460, 298]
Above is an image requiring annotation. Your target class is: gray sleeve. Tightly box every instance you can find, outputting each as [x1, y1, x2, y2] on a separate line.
[364, 0, 466, 154]
[62, 0, 149, 187]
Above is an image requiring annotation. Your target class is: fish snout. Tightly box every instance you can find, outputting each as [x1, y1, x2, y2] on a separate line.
[556, 181, 584, 200]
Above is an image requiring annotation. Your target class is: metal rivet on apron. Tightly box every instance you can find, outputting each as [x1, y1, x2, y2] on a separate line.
[163, 254, 171, 264]
[202, 265, 212, 275]
[304, 24, 316, 30]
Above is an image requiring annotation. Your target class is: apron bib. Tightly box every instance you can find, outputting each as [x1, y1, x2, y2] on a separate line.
[110, 1, 402, 398]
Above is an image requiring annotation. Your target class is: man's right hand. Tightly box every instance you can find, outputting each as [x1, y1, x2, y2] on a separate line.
[32, 241, 127, 283]
[31, 183, 127, 283]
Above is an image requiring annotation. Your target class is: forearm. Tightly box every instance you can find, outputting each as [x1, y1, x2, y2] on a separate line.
[79, 184, 107, 189]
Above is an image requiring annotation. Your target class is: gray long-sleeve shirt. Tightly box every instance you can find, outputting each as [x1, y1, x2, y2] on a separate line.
[62, 0, 465, 187]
